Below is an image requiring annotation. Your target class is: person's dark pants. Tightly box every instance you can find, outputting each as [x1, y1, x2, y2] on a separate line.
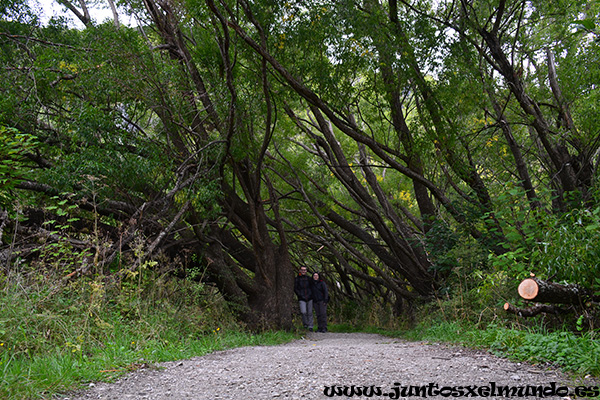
[314, 301, 327, 332]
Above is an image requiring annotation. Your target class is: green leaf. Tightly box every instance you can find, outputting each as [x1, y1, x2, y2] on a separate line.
[585, 223, 599, 231]
[572, 19, 596, 31]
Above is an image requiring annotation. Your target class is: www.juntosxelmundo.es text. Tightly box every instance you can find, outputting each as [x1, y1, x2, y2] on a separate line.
[323, 382, 600, 398]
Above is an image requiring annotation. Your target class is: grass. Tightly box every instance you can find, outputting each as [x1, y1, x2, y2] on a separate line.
[3, 257, 598, 400]
[0, 268, 299, 400]
[0, 327, 297, 400]
[331, 321, 600, 378]
[405, 321, 600, 376]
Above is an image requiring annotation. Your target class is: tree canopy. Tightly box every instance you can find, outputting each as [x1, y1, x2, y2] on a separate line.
[1, 0, 599, 328]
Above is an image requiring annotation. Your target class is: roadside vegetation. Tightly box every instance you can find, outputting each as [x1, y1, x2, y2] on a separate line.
[333, 319, 600, 378]
[402, 320, 600, 377]
[331, 272, 600, 379]
[327, 201, 600, 379]
[0, 267, 298, 400]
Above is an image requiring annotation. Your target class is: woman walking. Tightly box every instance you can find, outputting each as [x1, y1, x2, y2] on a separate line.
[311, 272, 329, 333]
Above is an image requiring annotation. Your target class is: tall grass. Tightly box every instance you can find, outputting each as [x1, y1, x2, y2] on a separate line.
[0, 266, 297, 400]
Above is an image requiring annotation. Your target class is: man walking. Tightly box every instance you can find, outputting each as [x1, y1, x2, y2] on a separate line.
[294, 266, 313, 331]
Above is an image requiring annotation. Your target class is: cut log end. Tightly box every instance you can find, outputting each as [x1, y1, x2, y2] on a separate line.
[518, 278, 539, 300]
[517, 277, 595, 304]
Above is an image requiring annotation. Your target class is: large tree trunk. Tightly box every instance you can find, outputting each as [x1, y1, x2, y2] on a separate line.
[200, 221, 294, 330]
[213, 174, 295, 330]
[246, 242, 294, 330]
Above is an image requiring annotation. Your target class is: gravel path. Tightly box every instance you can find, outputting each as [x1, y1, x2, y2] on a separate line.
[66, 332, 596, 399]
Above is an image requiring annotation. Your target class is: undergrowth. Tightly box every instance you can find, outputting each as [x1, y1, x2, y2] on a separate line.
[331, 263, 600, 380]
[0, 266, 298, 400]
[401, 321, 600, 377]
[331, 295, 600, 379]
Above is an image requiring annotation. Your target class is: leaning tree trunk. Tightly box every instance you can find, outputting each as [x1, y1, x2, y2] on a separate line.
[478, 28, 580, 203]
[308, 107, 435, 296]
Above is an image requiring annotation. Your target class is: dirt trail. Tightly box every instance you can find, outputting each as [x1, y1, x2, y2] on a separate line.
[65, 332, 595, 399]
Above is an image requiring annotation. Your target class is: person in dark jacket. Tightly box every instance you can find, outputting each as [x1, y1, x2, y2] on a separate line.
[294, 266, 313, 331]
[311, 272, 329, 333]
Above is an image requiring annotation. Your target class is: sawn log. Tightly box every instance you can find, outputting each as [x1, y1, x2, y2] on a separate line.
[517, 277, 594, 305]
[503, 302, 571, 317]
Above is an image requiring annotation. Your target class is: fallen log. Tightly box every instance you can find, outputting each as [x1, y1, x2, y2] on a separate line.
[517, 277, 593, 305]
[503, 302, 571, 317]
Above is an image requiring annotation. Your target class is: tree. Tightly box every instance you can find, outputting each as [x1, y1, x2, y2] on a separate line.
[2, 0, 599, 328]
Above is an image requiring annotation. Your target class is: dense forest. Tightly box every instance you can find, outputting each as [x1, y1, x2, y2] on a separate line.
[1, 0, 600, 332]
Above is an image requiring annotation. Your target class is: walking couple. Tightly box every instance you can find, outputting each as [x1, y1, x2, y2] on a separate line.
[294, 266, 329, 333]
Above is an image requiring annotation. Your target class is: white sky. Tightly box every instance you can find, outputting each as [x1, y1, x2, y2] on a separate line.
[30, 0, 135, 27]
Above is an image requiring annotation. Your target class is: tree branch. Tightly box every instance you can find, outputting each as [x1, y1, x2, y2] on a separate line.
[57, 0, 92, 27]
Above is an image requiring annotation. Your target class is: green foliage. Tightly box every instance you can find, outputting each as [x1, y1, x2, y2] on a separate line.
[401, 321, 600, 376]
[528, 208, 600, 292]
[572, 15, 600, 42]
[330, 298, 401, 330]
[0, 126, 38, 207]
[0, 263, 297, 400]
[488, 201, 600, 294]
[1, 0, 599, 380]
[0, 0, 35, 23]
[424, 220, 460, 273]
